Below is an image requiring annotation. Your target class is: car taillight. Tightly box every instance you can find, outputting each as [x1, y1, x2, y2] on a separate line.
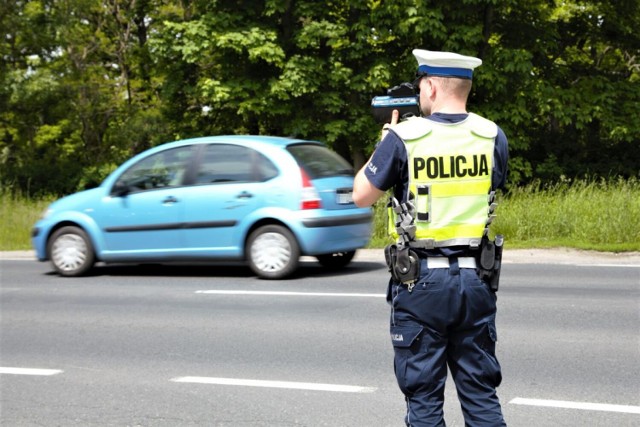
[300, 168, 322, 210]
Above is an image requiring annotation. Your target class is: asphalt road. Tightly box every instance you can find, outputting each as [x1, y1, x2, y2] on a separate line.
[1, 251, 639, 426]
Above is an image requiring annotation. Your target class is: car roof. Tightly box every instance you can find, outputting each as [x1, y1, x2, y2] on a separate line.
[161, 135, 324, 150]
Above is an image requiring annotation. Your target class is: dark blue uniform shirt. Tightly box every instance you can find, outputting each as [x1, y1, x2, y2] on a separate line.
[365, 112, 509, 257]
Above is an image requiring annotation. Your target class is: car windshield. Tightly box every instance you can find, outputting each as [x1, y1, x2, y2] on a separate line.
[287, 144, 354, 179]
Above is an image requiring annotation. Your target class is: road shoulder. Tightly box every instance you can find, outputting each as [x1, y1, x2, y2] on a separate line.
[3, 248, 640, 265]
[354, 247, 640, 265]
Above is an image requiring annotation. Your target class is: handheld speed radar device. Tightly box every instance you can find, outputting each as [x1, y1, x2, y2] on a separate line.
[371, 82, 420, 124]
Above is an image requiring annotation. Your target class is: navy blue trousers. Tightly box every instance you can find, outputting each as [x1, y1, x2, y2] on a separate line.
[388, 259, 506, 427]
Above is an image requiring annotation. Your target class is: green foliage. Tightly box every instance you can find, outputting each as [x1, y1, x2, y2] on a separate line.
[368, 199, 395, 248]
[363, 178, 640, 252]
[492, 178, 640, 251]
[0, 188, 55, 250]
[3, 179, 638, 251]
[1, 0, 638, 196]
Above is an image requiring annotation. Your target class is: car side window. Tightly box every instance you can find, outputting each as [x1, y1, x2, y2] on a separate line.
[195, 144, 278, 184]
[113, 146, 192, 194]
[255, 151, 279, 181]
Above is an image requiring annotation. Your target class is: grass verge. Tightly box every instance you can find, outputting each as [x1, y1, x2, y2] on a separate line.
[493, 178, 639, 252]
[368, 178, 640, 252]
[1, 179, 639, 252]
[1, 189, 56, 251]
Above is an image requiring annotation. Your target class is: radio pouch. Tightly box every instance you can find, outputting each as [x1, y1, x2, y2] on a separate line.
[478, 235, 504, 292]
[480, 238, 495, 271]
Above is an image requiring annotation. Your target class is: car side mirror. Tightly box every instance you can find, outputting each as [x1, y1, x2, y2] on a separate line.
[111, 181, 130, 197]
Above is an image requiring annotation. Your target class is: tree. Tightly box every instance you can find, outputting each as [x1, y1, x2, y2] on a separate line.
[0, 0, 168, 193]
[1, 0, 638, 195]
[526, 0, 640, 181]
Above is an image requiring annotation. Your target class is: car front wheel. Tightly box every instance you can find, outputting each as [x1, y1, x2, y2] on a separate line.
[316, 250, 356, 269]
[48, 226, 95, 277]
[247, 225, 300, 280]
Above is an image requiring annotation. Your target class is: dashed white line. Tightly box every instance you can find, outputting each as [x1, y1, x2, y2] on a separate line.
[510, 397, 640, 414]
[171, 376, 377, 393]
[0, 367, 63, 376]
[578, 264, 640, 268]
[195, 290, 385, 298]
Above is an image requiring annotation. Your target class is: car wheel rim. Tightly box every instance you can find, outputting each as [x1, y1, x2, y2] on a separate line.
[52, 234, 87, 272]
[251, 232, 291, 273]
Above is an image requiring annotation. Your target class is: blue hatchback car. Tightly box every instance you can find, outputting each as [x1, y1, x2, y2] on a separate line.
[32, 135, 373, 279]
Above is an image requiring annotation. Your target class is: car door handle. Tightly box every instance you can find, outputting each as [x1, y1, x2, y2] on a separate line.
[162, 196, 178, 204]
[237, 191, 253, 199]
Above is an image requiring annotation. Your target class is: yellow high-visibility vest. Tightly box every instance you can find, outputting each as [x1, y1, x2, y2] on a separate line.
[388, 113, 497, 248]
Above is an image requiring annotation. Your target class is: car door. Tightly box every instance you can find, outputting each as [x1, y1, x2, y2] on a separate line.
[96, 146, 193, 255]
[179, 143, 277, 257]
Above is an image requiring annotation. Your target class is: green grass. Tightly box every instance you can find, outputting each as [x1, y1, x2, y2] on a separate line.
[367, 178, 640, 252]
[2, 179, 639, 252]
[492, 178, 640, 252]
[1, 189, 56, 251]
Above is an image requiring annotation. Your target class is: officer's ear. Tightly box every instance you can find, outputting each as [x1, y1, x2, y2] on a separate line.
[425, 77, 435, 95]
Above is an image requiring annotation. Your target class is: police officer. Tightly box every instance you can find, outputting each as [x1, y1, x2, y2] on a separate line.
[353, 49, 508, 426]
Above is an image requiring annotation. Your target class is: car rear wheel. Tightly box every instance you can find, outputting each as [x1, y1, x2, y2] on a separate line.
[48, 226, 95, 277]
[316, 250, 356, 269]
[247, 225, 300, 280]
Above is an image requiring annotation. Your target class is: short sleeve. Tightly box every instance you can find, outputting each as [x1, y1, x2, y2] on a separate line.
[492, 127, 509, 190]
[364, 131, 408, 196]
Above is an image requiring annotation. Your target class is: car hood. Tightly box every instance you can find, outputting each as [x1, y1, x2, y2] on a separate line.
[47, 187, 106, 213]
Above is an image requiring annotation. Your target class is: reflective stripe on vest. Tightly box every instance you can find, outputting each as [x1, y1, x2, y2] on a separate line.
[388, 113, 497, 246]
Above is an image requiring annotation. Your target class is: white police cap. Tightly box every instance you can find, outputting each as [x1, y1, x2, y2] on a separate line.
[413, 49, 482, 79]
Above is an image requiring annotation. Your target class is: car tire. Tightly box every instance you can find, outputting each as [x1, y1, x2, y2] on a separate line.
[316, 250, 356, 269]
[48, 226, 95, 277]
[247, 225, 300, 280]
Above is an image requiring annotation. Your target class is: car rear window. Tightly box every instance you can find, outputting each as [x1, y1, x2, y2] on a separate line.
[287, 144, 354, 179]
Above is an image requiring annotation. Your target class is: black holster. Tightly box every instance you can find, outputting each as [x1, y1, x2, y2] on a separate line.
[384, 244, 420, 284]
[478, 235, 504, 292]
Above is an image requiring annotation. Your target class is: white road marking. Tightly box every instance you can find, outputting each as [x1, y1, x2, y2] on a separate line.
[510, 398, 640, 414]
[170, 376, 377, 393]
[0, 367, 63, 376]
[195, 290, 385, 298]
[577, 264, 640, 268]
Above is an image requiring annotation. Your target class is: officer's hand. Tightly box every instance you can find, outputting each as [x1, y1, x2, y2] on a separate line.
[381, 109, 400, 140]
